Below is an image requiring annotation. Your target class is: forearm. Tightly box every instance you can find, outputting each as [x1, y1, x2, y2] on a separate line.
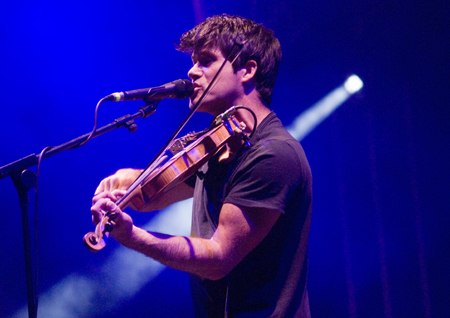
[118, 226, 229, 280]
[93, 200, 278, 281]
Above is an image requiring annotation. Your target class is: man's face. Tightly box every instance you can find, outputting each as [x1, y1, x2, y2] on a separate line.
[188, 48, 244, 116]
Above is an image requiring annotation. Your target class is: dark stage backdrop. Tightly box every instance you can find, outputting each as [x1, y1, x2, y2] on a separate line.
[1, 1, 449, 317]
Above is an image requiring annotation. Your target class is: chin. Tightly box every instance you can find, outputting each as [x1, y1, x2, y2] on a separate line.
[190, 97, 230, 116]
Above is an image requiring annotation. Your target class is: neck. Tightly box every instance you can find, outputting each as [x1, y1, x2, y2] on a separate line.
[232, 96, 271, 136]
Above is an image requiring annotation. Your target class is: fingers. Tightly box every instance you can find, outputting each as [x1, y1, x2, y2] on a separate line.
[91, 168, 141, 227]
[92, 191, 115, 206]
[91, 197, 107, 224]
[92, 189, 127, 205]
[94, 176, 119, 195]
[94, 169, 143, 195]
[111, 189, 127, 199]
[90, 198, 134, 243]
[91, 197, 122, 225]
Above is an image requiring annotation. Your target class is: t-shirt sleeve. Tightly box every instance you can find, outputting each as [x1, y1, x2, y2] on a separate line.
[223, 139, 305, 214]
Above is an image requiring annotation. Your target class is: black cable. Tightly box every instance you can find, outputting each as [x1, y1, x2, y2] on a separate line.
[232, 106, 258, 139]
[77, 96, 109, 147]
[33, 145, 53, 315]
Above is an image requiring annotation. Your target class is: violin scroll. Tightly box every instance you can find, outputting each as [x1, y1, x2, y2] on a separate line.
[83, 212, 117, 252]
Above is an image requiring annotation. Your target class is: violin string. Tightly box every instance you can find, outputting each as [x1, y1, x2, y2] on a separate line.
[114, 154, 169, 207]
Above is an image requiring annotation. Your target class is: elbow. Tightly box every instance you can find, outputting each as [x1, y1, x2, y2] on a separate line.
[200, 239, 239, 280]
[207, 270, 227, 281]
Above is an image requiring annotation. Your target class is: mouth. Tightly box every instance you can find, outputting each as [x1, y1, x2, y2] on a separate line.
[190, 83, 202, 100]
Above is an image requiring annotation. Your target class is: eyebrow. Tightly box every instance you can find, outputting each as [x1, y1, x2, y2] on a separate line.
[192, 49, 219, 63]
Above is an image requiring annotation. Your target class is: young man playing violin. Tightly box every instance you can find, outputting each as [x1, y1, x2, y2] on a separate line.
[91, 14, 312, 318]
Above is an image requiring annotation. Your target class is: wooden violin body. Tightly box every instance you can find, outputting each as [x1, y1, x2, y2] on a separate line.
[83, 113, 247, 252]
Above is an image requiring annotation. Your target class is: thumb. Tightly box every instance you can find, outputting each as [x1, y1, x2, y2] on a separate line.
[105, 200, 122, 214]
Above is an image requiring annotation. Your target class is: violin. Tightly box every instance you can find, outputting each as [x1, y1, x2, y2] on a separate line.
[83, 111, 248, 252]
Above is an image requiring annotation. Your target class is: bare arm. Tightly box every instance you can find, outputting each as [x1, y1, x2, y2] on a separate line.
[92, 199, 280, 280]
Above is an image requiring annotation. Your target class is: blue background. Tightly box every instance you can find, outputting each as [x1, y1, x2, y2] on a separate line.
[1, 1, 449, 317]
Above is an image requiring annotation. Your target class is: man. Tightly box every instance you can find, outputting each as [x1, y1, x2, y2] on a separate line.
[91, 14, 312, 318]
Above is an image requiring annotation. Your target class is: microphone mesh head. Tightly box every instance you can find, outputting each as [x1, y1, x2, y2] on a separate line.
[173, 79, 194, 99]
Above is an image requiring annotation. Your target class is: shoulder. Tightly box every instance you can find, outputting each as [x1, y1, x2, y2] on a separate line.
[247, 113, 309, 171]
[224, 118, 310, 212]
[233, 123, 310, 185]
[243, 137, 308, 185]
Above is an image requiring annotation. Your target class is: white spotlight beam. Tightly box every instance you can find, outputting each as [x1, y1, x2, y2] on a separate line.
[287, 74, 363, 141]
[10, 199, 193, 318]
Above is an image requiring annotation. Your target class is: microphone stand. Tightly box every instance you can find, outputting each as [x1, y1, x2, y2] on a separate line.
[2, 40, 244, 318]
[0, 102, 158, 318]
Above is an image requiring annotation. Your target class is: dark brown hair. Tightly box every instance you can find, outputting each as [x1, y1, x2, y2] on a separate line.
[177, 14, 282, 106]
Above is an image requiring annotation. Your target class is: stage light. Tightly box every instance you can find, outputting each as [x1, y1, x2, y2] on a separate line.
[287, 74, 363, 141]
[344, 74, 363, 94]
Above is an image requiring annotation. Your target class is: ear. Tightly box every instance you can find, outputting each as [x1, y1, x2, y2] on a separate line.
[240, 60, 257, 83]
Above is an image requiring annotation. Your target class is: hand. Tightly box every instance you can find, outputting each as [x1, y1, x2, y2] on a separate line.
[94, 168, 143, 195]
[90, 193, 134, 244]
[91, 189, 126, 224]
[93, 168, 145, 212]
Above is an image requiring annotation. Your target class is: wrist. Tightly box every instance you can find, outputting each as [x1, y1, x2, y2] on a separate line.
[116, 225, 142, 248]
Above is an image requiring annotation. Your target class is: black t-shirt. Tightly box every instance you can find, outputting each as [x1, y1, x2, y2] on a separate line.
[189, 112, 312, 318]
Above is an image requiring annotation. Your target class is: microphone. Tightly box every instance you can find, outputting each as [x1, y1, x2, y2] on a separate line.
[105, 79, 194, 102]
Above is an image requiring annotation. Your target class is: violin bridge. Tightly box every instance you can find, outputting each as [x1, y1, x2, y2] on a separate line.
[169, 139, 185, 155]
[169, 131, 205, 156]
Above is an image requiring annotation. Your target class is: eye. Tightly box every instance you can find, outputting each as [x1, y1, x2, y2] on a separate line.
[198, 57, 214, 67]
[195, 51, 218, 67]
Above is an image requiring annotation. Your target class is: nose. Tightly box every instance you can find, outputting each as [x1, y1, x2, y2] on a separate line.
[188, 63, 202, 81]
